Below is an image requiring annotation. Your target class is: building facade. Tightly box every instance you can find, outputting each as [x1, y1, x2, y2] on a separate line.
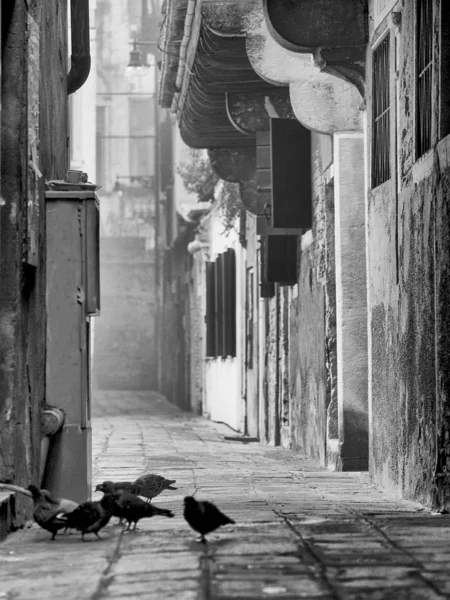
[1, 0, 95, 530]
[158, 0, 450, 509]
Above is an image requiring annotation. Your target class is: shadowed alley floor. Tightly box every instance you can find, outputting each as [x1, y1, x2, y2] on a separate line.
[1, 391, 450, 599]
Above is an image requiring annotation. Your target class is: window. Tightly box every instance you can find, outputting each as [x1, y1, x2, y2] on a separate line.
[416, 0, 433, 157]
[205, 249, 236, 358]
[372, 34, 391, 187]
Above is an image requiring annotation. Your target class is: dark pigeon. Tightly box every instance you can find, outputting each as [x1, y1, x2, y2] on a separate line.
[183, 496, 234, 543]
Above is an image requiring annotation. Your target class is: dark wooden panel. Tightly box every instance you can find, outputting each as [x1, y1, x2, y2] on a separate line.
[215, 255, 224, 356]
[256, 146, 271, 169]
[256, 130, 270, 146]
[270, 119, 312, 229]
[266, 234, 298, 285]
[223, 249, 236, 357]
[206, 262, 216, 357]
[259, 236, 276, 298]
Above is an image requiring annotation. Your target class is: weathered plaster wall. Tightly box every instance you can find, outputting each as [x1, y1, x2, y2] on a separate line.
[0, 0, 68, 528]
[367, 1, 450, 506]
[204, 212, 244, 432]
[286, 133, 334, 463]
[189, 255, 206, 415]
[93, 238, 157, 391]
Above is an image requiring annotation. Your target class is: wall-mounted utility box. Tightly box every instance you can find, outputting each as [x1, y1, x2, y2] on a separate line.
[43, 181, 100, 503]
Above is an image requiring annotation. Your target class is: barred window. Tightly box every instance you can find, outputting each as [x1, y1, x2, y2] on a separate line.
[417, 0, 433, 157]
[372, 34, 391, 188]
[205, 249, 236, 358]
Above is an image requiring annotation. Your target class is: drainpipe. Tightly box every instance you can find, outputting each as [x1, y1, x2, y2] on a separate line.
[67, 0, 91, 95]
[40, 408, 65, 485]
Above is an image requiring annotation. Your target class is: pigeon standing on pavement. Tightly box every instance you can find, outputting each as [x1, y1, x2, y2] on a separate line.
[27, 484, 70, 540]
[133, 474, 177, 502]
[183, 496, 235, 543]
[64, 495, 114, 541]
[95, 475, 177, 503]
[41, 489, 79, 534]
[95, 480, 142, 496]
[108, 490, 174, 531]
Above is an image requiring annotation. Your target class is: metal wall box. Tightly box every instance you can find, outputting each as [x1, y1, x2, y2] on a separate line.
[44, 181, 100, 502]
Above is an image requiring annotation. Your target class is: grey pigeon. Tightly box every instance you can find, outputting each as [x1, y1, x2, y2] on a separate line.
[133, 474, 177, 502]
[27, 484, 69, 540]
[108, 490, 174, 531]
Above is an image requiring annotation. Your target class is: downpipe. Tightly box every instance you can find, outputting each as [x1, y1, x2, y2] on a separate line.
[67, 0, 91, 95]
[40, 407, 65, 484]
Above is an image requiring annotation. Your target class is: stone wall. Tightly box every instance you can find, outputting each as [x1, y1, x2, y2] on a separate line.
[0, 0, 68, 528]
[263, 132, 334, 462]
[367, 1, 450, 507]
[93, 238, 157, 391]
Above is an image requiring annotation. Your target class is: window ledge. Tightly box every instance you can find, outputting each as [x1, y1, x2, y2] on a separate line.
[412, 149, 436, 184]
[412, 134, 450, 185]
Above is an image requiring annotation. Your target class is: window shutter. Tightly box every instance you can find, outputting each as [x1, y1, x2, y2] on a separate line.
[223, 249, 236, 357]
[215, 255, 224, 357]
[270, 119, 312, 229]
[266, 234, 298, 285]
[259, 236, 275, 298]
[206, 262, 216, 357]
[256, 131, 272, 219]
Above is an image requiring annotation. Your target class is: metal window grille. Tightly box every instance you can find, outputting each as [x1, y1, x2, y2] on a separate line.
[417, 0, 433, 157]
[372, 35, 391, 187]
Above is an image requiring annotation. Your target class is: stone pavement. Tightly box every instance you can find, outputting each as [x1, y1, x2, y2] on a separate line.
[1, 391, 450, 600]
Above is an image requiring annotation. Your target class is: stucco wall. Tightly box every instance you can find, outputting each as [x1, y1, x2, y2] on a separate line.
[0, 0, 68, 528]
[367, 1, 450, 506]
[285, 133, 334, 462]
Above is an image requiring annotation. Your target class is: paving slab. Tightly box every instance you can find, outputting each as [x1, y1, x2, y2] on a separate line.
[1, 390, 450, 599]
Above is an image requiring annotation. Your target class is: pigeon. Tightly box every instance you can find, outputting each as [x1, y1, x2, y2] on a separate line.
[27, 484, 70, 540]
[95, 480, 142, 496]
[108, 490, 174, 531]
[133, 474, 177, 502]
[95, 475, 177, 503]
[64, 495, 114, 541]
[42, 491, 78, 515]
[41, 489, 79, 534]
[183, 496, 235, 543]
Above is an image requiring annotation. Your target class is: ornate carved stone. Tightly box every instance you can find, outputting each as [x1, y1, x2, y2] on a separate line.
[226, 88, 295, 134]
[263, 0, 366, 95]
[244, 2, 364, 134]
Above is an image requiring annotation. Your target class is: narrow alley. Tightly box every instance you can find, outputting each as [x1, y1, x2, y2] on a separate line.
[1, 391, 450, 600]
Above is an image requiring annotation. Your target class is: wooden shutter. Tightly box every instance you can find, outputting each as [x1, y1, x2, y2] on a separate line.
[223, 249, 236, 357]
[215, 255, 224, 357]
[270, 119, 312, 229]
[266, 234, 298, 285]
[205, 262, 216, 357]
[256, 131, 272, 218]
[259, 236, 275, 298]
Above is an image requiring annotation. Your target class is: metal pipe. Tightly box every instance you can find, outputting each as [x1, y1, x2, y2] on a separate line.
[67, 0, 91, 95]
